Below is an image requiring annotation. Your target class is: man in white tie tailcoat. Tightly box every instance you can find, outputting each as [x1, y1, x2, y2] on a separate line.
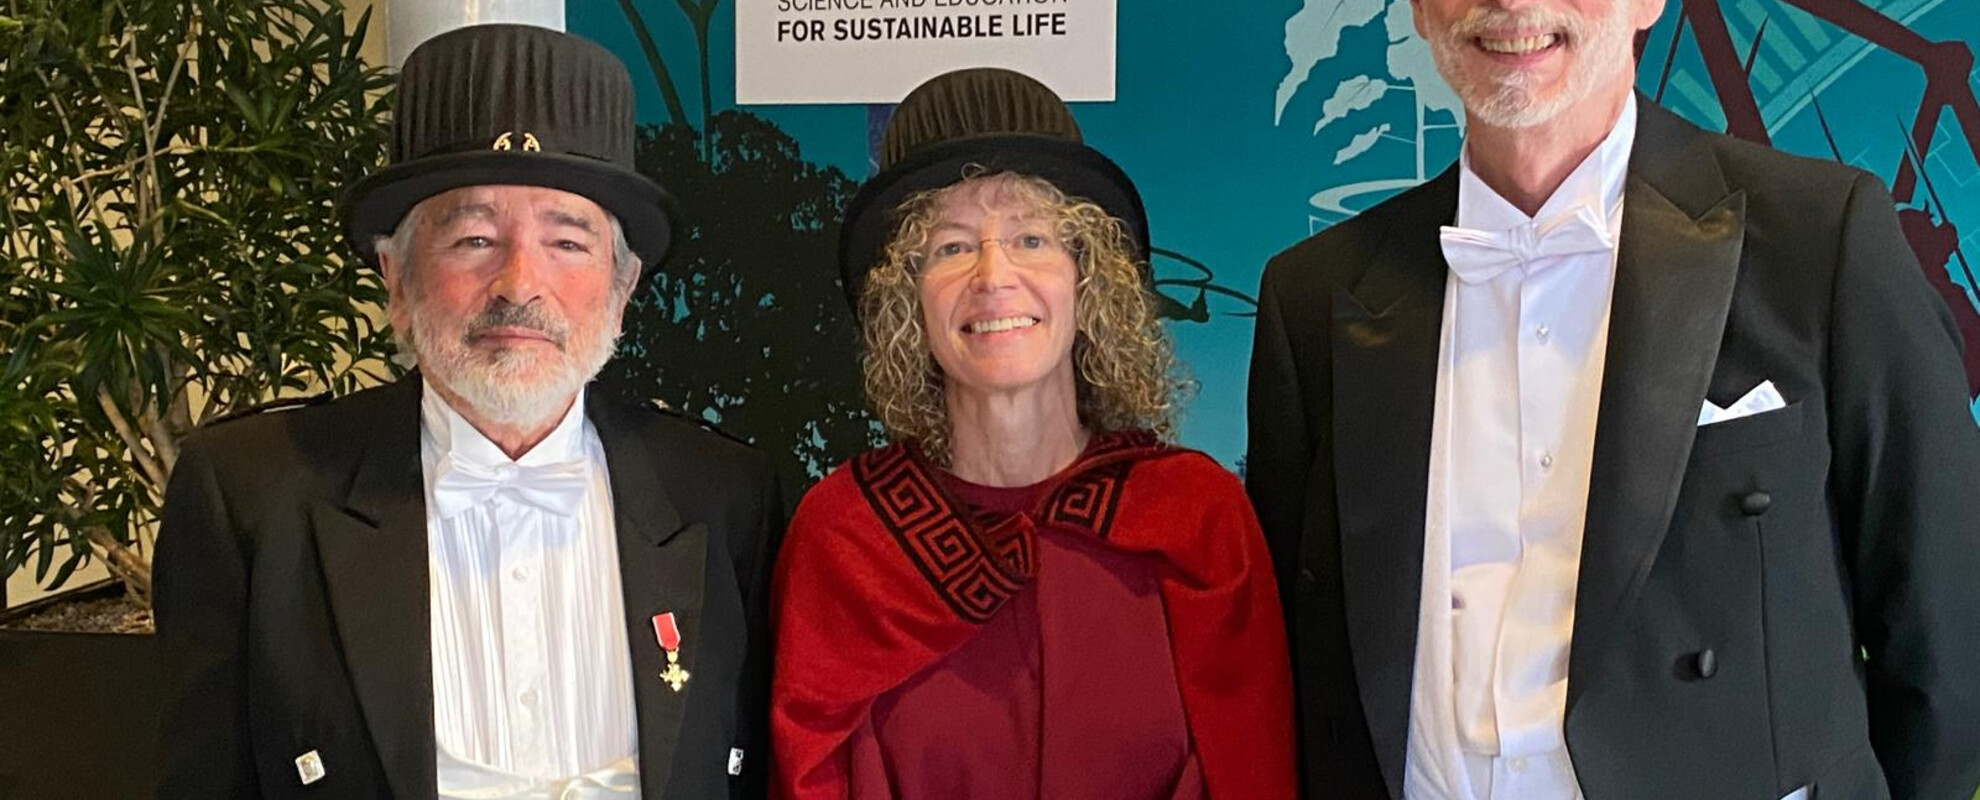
[1245, 0, 1980, 797]
[153, 25, 784, 800]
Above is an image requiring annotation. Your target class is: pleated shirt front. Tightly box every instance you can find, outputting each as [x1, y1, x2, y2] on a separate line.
[420, 387, 639, 796]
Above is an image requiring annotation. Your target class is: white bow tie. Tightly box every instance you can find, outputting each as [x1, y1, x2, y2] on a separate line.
[1439, 203, 1615, 285]
[430, 453, 591, 519]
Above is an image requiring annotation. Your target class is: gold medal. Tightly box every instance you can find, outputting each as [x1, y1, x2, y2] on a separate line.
[651, 612, 690, 692]
[660, 650, 691, 692]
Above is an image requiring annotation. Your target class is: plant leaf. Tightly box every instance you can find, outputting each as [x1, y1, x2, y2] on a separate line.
[1314, 75, 1391, 134]
[1275, 0, 1387, 124]
[1334, 123, 1393, 165]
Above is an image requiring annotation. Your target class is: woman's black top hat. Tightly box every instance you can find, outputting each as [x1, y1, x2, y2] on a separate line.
[343, 24, 679, 272]
[838, 68, 1149, 311]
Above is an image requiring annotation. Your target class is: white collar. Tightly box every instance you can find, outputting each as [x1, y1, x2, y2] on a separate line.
[420, 382, 590, 472]
[1457, 93, 1637, 232]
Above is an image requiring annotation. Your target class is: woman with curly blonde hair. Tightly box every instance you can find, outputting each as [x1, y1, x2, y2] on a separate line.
[769, 68, 1295, 800]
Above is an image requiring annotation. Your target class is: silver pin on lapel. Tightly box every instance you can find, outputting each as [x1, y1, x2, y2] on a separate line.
[295, 749, 327, 785]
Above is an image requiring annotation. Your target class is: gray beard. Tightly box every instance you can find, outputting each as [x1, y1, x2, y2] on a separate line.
[396, 305, 621, 430]
[1430, 4, 1635, 130]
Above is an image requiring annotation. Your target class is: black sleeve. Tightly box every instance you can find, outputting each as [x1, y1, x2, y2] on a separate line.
[1825, 172, 1980, 800]
[151, 437, 260, 799]
[734, 459, 788, 799]
[1246, 258, 1315, 608]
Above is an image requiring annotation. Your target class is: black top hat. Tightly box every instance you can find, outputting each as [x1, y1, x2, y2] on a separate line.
[838, 68, 1149, 310]
[342, 24, 678, 272]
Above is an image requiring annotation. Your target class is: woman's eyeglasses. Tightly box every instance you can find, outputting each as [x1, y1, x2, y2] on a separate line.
[913, 230, 1068, 273]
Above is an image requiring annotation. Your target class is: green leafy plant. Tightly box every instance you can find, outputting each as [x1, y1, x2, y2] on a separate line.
[0, 0, 395, 607]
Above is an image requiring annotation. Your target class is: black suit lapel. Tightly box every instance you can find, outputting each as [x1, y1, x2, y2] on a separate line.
[1567, 99, 1747, 714]
[1331, 168, 1457, 797]
[588, 395, 704, 799]
[309, 377, 437, 800]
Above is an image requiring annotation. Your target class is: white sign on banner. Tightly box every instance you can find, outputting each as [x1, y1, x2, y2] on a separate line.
[735, 0, 1117, 105]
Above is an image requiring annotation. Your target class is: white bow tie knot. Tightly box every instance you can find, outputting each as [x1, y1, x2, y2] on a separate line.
[1439, 203, 1615, 285]
[430, 454, 591, 519]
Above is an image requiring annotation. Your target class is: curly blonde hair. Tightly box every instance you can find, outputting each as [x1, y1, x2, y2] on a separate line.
[859, 170, 1186, 464]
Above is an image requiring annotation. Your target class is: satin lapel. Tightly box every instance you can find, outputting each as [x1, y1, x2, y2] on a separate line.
[1567, 100, 1746, 713]
[1332, 168, 1456, 796]
[588, 396, 700, 799]
[308, 377, 436, 800]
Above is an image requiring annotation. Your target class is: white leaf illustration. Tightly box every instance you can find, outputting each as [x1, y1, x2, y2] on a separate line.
[1333, 123, 1393, 165]
[1275, 0, 1388, 124]
[1315, 75, 1392, 134]
[1385, 0, 1463, 122]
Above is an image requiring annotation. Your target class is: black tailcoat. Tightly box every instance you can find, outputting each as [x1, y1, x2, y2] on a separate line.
[1247, 99, 1980, 800]
[155, 377, 785, 799]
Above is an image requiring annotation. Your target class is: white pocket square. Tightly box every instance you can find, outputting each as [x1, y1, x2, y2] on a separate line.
[1699, 380, 1787, 426]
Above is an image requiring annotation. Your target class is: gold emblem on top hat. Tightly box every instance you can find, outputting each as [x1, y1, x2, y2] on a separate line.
[491, 131, 541, 152]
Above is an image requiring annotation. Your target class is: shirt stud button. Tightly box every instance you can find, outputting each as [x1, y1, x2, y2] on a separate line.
[1539, 452, 1554, 469]
[1535, 324, 1551, 341]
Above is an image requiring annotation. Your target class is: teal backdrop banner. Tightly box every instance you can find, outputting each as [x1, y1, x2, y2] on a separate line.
[572, 0, 1980, 481]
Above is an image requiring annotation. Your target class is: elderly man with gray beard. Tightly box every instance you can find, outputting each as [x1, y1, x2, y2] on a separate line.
[153, 25, 783, 800]
[1247, 0, 1980, 797]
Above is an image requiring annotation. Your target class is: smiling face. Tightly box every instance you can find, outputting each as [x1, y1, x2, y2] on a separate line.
[378, 184, 634, 427]
[1414, 0, 1661, 128]
[915, 177, 1081, 406]
[859, 171, 1180, 463]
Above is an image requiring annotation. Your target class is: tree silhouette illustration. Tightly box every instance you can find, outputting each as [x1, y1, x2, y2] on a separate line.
[599, 113, 883, 491]
[599, 111, 1262, 492]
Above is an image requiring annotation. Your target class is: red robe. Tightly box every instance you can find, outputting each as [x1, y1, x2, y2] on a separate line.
[771, 433, 1297, 799]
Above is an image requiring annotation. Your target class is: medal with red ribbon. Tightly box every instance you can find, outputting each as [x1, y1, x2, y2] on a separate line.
[652, 612, 691, 692]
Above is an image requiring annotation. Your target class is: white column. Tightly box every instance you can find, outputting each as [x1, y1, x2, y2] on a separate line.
[388, 0, 566, 68]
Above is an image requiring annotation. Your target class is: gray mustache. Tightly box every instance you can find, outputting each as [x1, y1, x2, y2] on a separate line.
[464, 302, 570, 348]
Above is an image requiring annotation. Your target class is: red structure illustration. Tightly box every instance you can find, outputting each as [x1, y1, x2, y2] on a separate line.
[1666, 0, 1980, 395]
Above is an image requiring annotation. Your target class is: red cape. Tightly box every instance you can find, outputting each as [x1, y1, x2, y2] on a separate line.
[771, 434, 1296, 798]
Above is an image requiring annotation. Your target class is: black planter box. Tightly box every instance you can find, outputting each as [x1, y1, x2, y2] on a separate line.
[0, 629, 160, 800]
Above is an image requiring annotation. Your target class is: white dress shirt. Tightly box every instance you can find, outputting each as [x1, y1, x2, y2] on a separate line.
[1404, 96, 1637, 800]
[421, 386, 641, 799]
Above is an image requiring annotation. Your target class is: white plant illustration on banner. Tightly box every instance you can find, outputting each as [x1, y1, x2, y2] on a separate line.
[1277, 0, 1464, 229]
